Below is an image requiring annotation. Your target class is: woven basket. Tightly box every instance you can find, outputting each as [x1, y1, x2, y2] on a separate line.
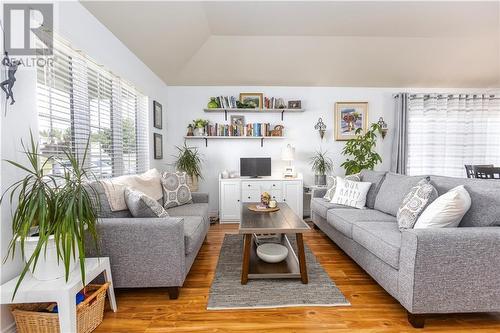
[10, 283, 109, 333]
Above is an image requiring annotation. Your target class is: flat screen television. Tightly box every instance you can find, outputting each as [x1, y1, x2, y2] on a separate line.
[240, 158, 271, 178]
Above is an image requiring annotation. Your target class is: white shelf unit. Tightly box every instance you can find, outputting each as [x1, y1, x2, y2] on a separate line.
[203, 108, 305, 120]
[183, 136, 284, 147]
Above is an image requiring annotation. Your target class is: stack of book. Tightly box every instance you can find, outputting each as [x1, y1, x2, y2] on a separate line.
[264, 97, 276, 109]
[215, 96, 238, 109]
[204, 123, 278, 137]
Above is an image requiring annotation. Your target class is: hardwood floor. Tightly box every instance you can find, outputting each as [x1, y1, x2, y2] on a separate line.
[95, 223, 500, 332]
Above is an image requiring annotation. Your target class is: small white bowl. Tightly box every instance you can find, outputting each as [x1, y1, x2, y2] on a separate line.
[256, 243, 289, 263]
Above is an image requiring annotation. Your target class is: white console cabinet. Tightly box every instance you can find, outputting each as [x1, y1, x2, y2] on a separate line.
[219, 175, 303, 223]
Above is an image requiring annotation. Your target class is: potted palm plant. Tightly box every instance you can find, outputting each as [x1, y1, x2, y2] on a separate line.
[310, 150, 334, 185]
[174, 143, 203, 192]
[1, 133, 99, 297]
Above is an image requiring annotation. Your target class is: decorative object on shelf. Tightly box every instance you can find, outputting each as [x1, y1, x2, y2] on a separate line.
[0, 132, 99, 297]
[173, 143, 203, 192]
[240, 92, 263, 109]
[261, 192, 271, 207]
[281, 144, 296, 178]
[377, 117, 388, 138]
[341, 123, 383, 175]
[256, 243, 289, 263]
[154, 133, 163, 159]
[314, 117, 327, 140]
[247, 204, 280, 213]
[192, 119, 209, 136]
[334, 102, 368, 141]
[276, 98, 287, 109]
[1, 52, 20, 109]
[271, 124, 284, 136]
[268, 199, 277, 208]
[230, 115, 245, 126]
[310, 149, 333, 185]
[207, 97, 220, 109]
[221, 170, 230, 179]
[186, 124, 194, 136]
[153, 100, 162, 129]
[288, 100, 302, 109]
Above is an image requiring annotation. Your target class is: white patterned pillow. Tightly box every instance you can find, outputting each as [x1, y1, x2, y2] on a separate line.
[161, 172, 193, 209]
[323, 174, 360, 201]
[397, 177, 438, 230]
[330, 176, 372, 209]
[124, 187, 169, 218]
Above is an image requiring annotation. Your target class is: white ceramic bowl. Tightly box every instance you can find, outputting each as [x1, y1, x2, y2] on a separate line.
[256, 243, 289, 263]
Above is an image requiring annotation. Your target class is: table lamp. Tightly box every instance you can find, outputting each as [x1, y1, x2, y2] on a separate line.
[281, 144, 296, 178]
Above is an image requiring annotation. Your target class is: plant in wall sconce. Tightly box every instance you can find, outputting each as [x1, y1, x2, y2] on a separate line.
[377, 117, 388, 139]
[314, 118, 327, 139]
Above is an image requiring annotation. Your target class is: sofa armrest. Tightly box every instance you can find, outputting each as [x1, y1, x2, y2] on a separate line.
[86, 217, 187, 287]
[191, 192, 209, 203]
[398, 227, 500, 314]
[312, 188, 327, 198]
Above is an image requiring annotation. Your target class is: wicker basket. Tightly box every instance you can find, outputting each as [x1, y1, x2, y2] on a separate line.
[10, 283, 109, 333]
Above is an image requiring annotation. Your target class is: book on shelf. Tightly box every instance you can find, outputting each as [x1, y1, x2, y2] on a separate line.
[203, 122, 279, 137]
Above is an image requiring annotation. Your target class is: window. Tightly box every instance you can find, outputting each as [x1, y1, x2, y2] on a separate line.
[407, 94, 500, 177]
[37, 36, 149, 178]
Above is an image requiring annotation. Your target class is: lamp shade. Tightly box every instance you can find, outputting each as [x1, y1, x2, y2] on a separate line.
[281, 144, 295, 161]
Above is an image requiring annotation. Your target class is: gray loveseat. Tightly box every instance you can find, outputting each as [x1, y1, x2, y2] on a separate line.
[86, 181, 209, 299]
[311, 171, 500, 328]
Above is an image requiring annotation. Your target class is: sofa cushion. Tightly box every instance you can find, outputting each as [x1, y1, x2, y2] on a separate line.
[86, 181, 132, 218]
[331, 177, 372, 209]
[352, 222, 402, 269]
[374, 173, 427, 216]
[323, 174, 360, 201]
[167, 203, 209, 224]
[181, 216, 206, 255]
[124, 188, 169, 218]
[327, 209, 396, 239]
[161, 171, 193, 209]
[360, 170, 387, 209]
[397, 178, 438, 230]
[310, 197, 353, 219]
[430, 175, 500, 227]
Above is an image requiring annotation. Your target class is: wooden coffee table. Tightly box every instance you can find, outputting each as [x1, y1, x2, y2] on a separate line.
[239, 202, 310, 284]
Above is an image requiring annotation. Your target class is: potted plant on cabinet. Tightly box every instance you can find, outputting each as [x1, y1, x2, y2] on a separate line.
[341, 123, 383, 175]
[1, 133, 99, 297]
[174, 143, 203, 192]
[310, 150, 333, 185]
[192, 119, 209, 136]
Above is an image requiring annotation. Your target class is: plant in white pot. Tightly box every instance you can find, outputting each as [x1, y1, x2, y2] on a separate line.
[310, 150, 334, 185]
[173, 143, 203, 192]
[1, 133, 99, 297]
[192, 119, 208, 136]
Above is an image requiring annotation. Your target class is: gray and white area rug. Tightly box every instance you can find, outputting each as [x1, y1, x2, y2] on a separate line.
[207, 234, 350, 310]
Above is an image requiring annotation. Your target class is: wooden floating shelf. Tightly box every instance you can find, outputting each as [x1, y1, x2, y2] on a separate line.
[203, 108, 305, 120]
[183, 136, 284, 147]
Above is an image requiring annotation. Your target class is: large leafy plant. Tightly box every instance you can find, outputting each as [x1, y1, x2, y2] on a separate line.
[341, 123, 383, 175]
[310, 150, 333, 175]
[173, 143, 203, 180]
[1, 133, 99, 298]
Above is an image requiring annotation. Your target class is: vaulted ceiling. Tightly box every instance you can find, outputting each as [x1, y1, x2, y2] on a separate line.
[81, 1, 500, 87]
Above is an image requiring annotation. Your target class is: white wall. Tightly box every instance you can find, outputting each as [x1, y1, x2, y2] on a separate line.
[0, 2, 168, 332]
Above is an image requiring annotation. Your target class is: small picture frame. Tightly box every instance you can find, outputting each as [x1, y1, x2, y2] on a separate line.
[239, 92, 263, 109]
[153, 101, 162, 129]
[153, 133, 163, 159]
[230, 115, 245, 126]
[288, 100, 301, 109]
[334, 102, 369, 141]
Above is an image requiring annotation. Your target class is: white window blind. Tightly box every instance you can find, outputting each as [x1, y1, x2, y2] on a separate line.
[407, 94, 500, 177]
[37, 36, 149, 178]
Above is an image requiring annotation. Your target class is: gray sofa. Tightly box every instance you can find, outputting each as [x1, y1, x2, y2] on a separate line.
[86, 181, 209, 299]
[311, 171, 500, 328]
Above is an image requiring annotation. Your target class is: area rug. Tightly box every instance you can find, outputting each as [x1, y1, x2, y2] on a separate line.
[207, 234, 350, 310]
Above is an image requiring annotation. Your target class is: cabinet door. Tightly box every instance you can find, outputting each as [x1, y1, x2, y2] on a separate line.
[283, 181, 303, 218]
[220, 181, 241, 222]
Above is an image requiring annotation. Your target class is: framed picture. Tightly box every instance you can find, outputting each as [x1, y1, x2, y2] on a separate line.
[288, 100, 301, 109]
[239, 92, 263, 109]
[153, 101, 162, 129]
[153, 133, 163, 159]
[334, 102, 368, 141]
[230, 115, 245, 126]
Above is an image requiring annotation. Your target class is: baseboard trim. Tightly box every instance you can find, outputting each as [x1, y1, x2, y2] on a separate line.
[2, 322, 16, 333]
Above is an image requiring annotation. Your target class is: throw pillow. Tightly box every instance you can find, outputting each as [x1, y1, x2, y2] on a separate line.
[330, 176, 372, 209]
[414, 185, 471, 229]
[397, 177, 438, 230]
[323, 174, 361, 201]
[161, 171, 193, 209]
[124, 187, 169, 218]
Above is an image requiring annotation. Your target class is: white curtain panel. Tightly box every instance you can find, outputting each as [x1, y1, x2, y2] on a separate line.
[407, 94, 500, 177]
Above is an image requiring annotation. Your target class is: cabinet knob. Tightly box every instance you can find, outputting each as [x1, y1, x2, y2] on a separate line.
[272, 196, 275, 199]
[272, 184, 275, 187]
[247, 184, 251, 187]
[248, 196, 251, 199]
[237, 199, 240, 202]
[283, 198, 286, 201]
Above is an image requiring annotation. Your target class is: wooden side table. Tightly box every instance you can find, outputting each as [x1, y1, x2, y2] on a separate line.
[1, 257, 117, 333]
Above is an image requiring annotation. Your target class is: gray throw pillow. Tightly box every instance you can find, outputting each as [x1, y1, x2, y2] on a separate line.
[161, 171, 193, 209]
[124, 187, 169, 218]
[323, 174, 360, 201]
[397, 177, 438, 230]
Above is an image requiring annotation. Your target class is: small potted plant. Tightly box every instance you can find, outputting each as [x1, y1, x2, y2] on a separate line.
[1, 133, 99, 297]
[341, 123, 382, 175]
[174, 143, 203, 192]
[192, 119, 209, 136]
[310, 150, 334, 185]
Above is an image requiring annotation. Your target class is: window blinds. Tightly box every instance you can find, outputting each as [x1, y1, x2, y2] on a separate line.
[37, 36, 149, 178]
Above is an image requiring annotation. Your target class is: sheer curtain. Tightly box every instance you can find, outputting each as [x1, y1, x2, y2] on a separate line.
[407, 94, 500, 177]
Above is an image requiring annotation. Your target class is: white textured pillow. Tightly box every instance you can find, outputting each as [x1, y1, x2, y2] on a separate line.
[330, 176, 372, 209]
[323, 174, 360, 201]
[414, 185, 471, 229]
